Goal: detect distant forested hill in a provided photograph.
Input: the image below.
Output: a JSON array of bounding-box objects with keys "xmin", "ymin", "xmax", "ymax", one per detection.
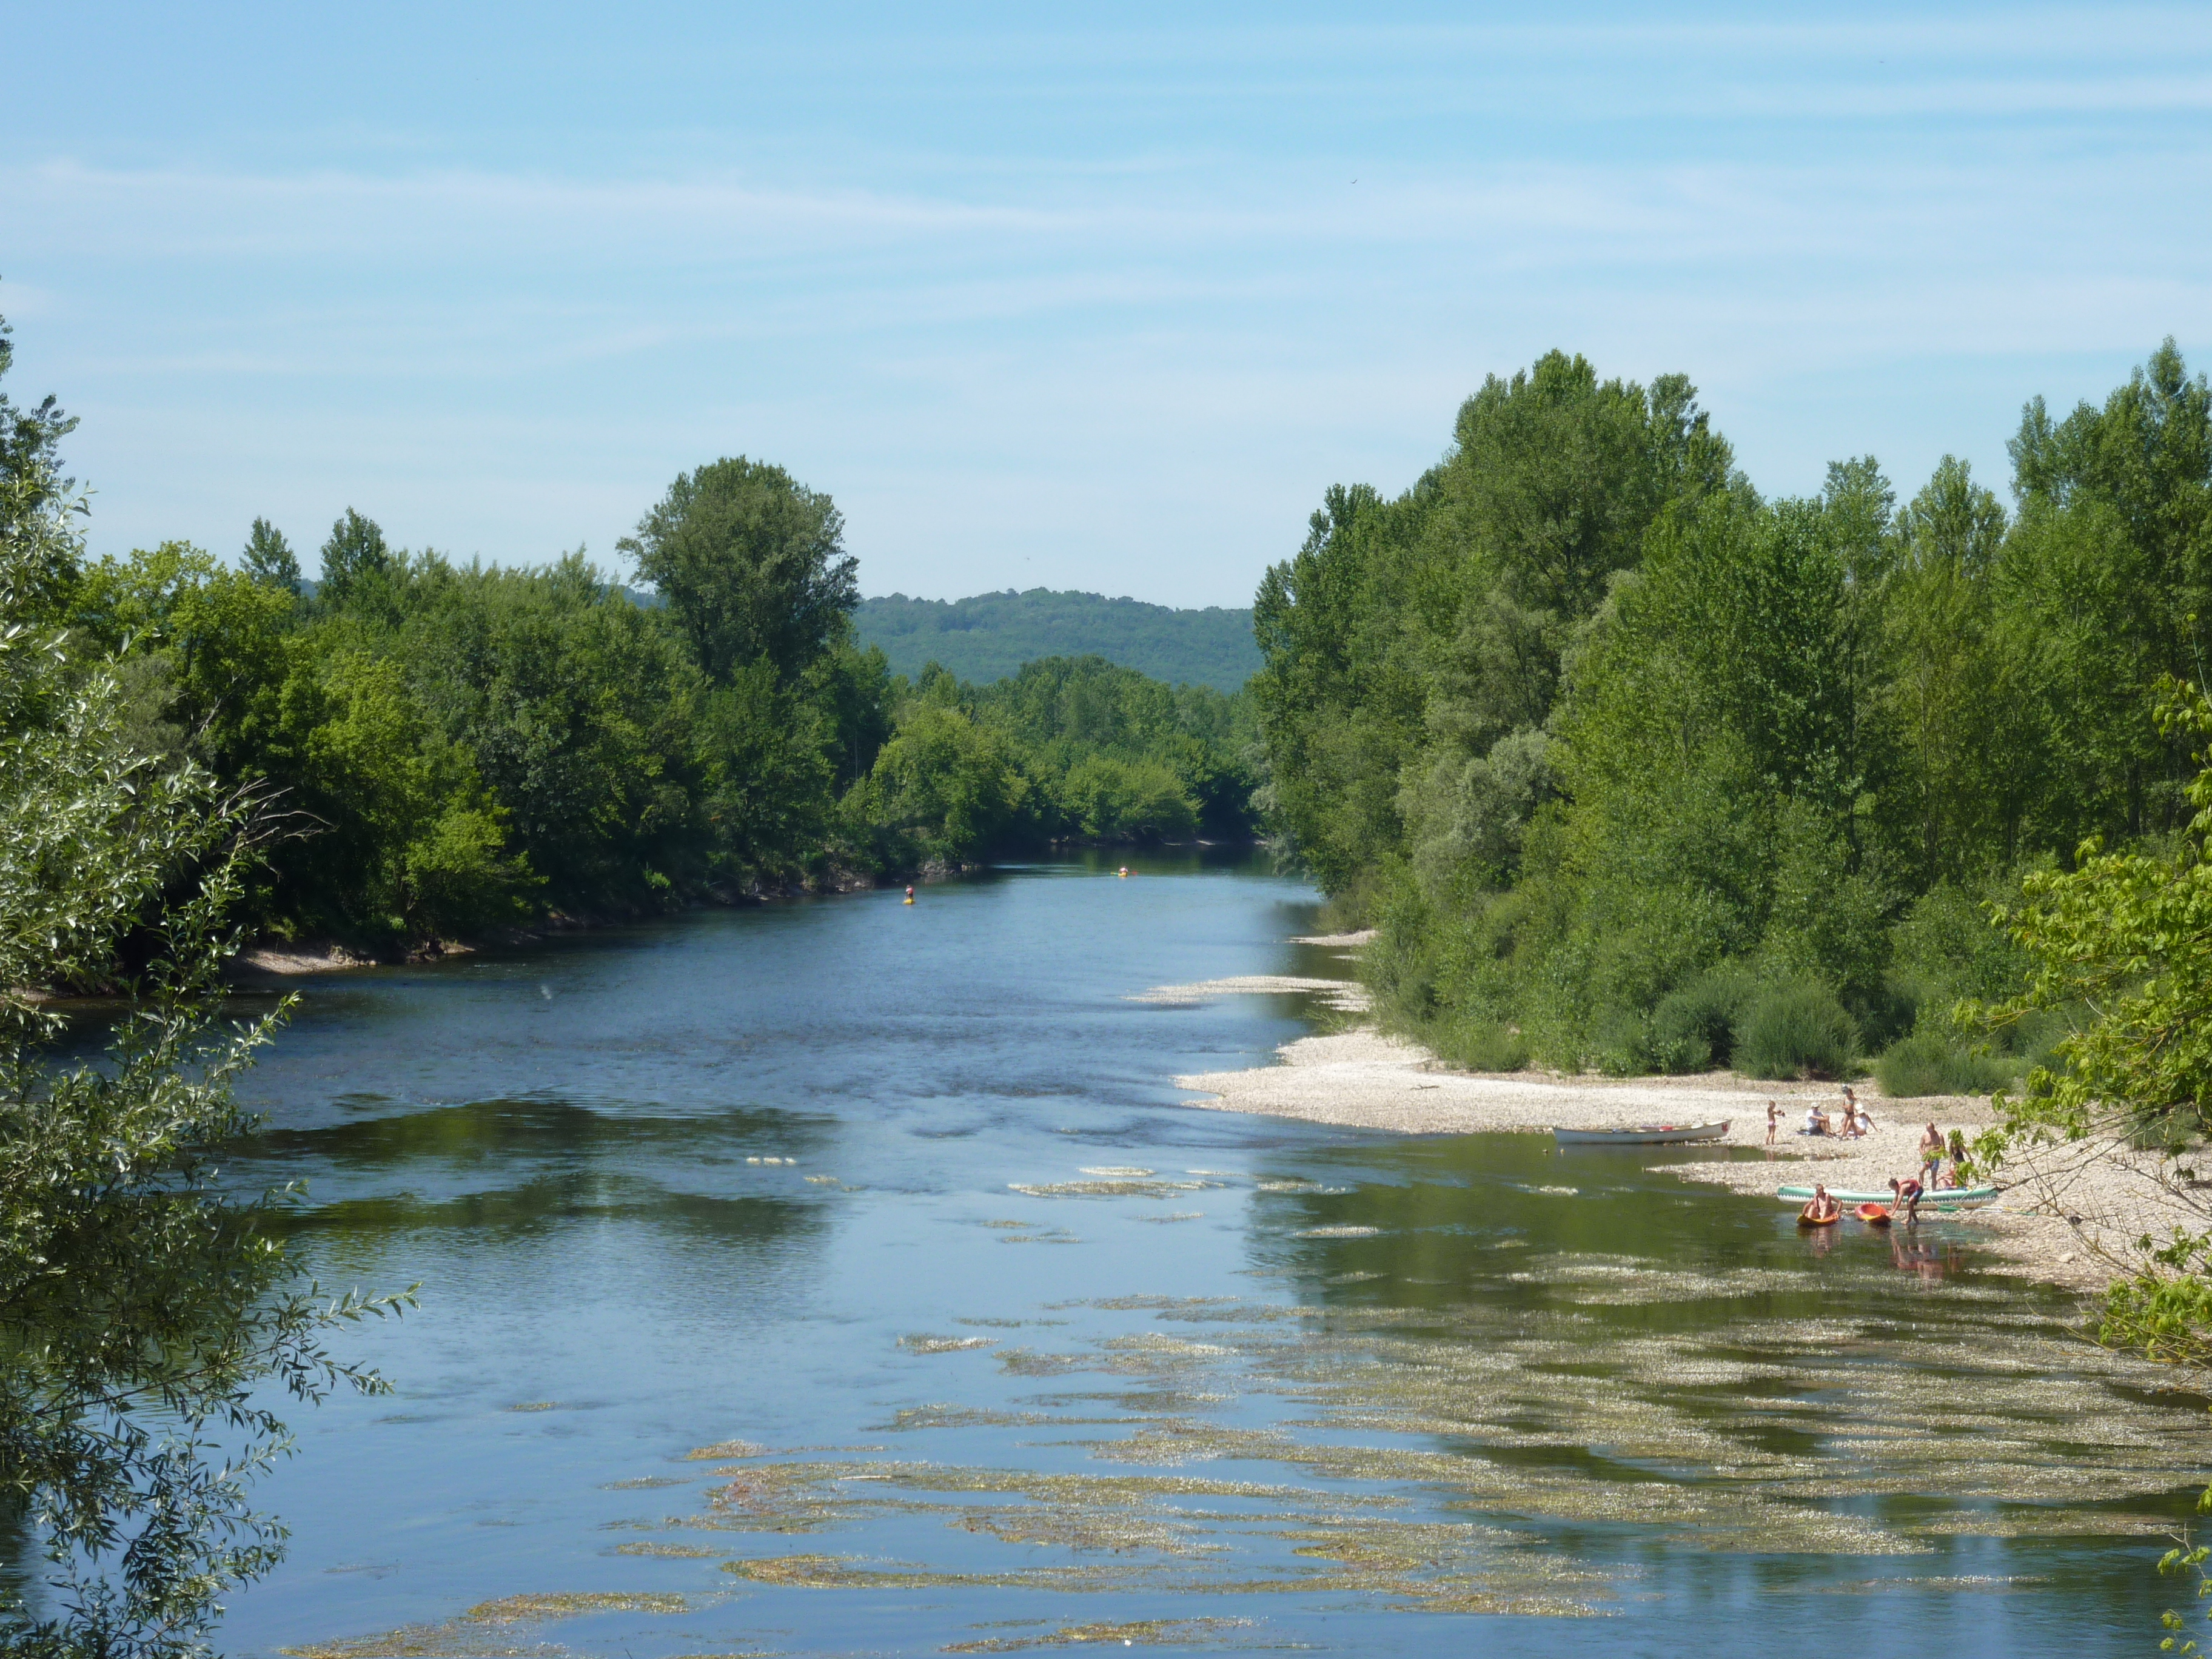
[{"xmin": 855, "ymin": 589, "xmax": 1260, "ymax": 691}]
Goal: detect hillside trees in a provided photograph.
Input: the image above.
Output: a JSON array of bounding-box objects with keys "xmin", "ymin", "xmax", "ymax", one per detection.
[{"xmin": 854, "ymin": 589, "xmax": 1262, "ymax": 692}]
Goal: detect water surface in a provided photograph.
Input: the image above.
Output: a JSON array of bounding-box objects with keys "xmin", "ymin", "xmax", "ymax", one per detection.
[{"xmin": 211, "ymin": 853, "xmax": 2204, "ymax": 1657}]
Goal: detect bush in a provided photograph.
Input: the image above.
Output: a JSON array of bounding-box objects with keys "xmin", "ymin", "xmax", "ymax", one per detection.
[
  {"xmin": 1649, "ymin": 964, "xmax": 1757, "ymax": 1072},
  {"xmin": 1874, "ymin": 1031, "xmax": 2011, "ymax": 1098},
  {"xmin": 1588, "ymin": 1004, "xmax": 1648, "ymax": 1076},
  {"xmin": 1736, "ymin": 980, "xmax": 1860, "ymax": 1079},
  {"xmin": 1430, "ymin": 1015, "xmax": 1530, "ymax": 1073}
]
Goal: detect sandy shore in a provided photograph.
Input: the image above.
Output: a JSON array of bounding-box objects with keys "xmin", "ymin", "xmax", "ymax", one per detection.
[{"xmin": 1171, "ymin": 1014, "xmax": 2204, "ymax": 1293}]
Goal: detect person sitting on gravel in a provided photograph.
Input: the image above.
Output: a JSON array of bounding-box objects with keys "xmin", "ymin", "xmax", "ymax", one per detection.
[
  {"xmin": 1803, "ymin": 1102, "xmax": 1829, "ymax": 1136},
  {"xmin": 1852, "ymin": 1098, "xmax": 1874, "ymax": 1136}
]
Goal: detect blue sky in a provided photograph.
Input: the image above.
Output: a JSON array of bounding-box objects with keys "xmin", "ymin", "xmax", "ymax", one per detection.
[{"xmin": 2, "ymin": 4, "xmax": 2206, "ymax": 607}]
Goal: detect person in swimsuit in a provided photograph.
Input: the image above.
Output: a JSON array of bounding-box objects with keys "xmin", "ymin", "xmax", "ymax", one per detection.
[
  {"xmin": 1920, "ymin": 1123, "xmax": 1945, "ymax": 1187},
  {"xmin": 1766, "ymin": 1101, "xmax": 1778, "ymax": 1146},
  {"xmin": 1800, "ymin": 1183, "xmax": 1841, "ymax": 1224},
  {"xmin": 1890, "ymin": 1174, "xmax": 1923, "ymax": 1225}
]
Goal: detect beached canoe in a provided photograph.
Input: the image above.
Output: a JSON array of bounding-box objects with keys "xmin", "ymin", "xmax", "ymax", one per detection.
[
  {"xmin": 1777, "ymin": 1183, "xmax": 1998, "ymax": 1210},
  {"xmin": 1552, "ymin": 1121, "xmax": 1731, "ymax": 1146}
]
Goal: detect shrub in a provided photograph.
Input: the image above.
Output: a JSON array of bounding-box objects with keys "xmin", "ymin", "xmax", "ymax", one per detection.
[
  {"xmin": 1431, "ymin": 1015, "xmax": 1530, "ymax": 1073},
  {"xmin": 1736, "ymin": 980, "xmax": 1860, "ymax": 1079},
  {"xmin": 1588, "ymin": 1004, "xmax": 1647, "ymax": 1076},
  {"xmin": 1649, "ymin": 964, "xmax": 1757, "ymax": 1072},
  {"xmin": 1874, "ymin": 1031, "xmax": 2011, "ymax": 1099}
]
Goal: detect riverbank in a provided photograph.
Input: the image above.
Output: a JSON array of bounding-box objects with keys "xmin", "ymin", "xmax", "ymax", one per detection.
[{"xmin": 1175, "ymin": 1027, "xmax": 2200, "ymax": 1294}]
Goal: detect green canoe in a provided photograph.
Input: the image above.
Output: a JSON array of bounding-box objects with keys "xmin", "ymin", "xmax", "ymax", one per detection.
[{"xmin": 1776, "ymin": 1183, "xmax": 1998, "ymax": 1210}]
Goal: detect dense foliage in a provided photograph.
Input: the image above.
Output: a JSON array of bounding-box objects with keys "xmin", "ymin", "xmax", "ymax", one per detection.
[
  {"xmin": 7, "ymin": 340, "xmax": 1255, "ymax": 960},
  {"xmin": 0, "ymin": 315, "xmax": 407, "ymax": 1658},
  {"xmin": 1255, "ymin": 344, "xmax": 2212, "ymax": 1085},
  {"xmin": 848, "ymin": 654, "xmax": 1259, "ymax": 868},
  {"xmin": 856, "ymin": 588, "xmax": 1261, "ymax": 692}
]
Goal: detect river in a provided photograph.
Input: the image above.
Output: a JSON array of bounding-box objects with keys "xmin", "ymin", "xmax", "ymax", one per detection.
[{"xmin": 210, "ymin": 851, "xmax": 2203, "ymax": 1657}]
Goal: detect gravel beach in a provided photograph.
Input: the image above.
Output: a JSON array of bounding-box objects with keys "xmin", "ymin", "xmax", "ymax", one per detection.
[{"xmin": 1171, "ymin": 1007, "xmax": 2202, "ymax": 1292}]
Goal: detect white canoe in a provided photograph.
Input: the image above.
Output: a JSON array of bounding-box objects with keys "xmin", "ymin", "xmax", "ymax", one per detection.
[
  {"xmin": 1776, "ymin": 1183, "xmax": 1998, "ymax": 1210},
  {"xmin": 1553, "ymin": 1121, "xmax": 1731, "ymax": 1146}
]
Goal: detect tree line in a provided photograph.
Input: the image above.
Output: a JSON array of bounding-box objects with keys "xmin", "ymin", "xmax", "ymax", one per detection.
[
  {"xmin": 856, "ymin": 588, "xmax": 1262, "ymax": 692},
  {"xmin": 1252, "ymin": 343, "xmax": 2212, "ymax": 1092},
  {"xmin": 35, "ymin": 461, "xmax": 1259, "ymax": 959}
]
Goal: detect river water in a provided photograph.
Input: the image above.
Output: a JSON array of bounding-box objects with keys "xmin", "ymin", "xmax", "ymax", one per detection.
[{"xmin": 213, "ymin": 853, "xmax": 2204, "ymax": 1657}]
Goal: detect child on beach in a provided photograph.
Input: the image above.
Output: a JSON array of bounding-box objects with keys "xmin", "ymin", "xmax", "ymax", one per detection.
[{"xmin": 1766, "ymin": 1101, "xmax": 1778, "ymax": 1146}]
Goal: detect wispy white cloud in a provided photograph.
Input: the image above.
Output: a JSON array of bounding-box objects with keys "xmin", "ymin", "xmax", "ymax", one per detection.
[{"xmin": 3, "ymin": 5, "xmax": 2207, "ymax": 603}]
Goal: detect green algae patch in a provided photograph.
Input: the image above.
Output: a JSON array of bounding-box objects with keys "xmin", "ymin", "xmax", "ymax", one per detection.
[
  {"xmin": 638, "ymin": 1265, "xmax": 2212, "ymax": 1620},
  {"xmin": 683, "ymin": 1439, "xmax": 767, "ymax": 1461},
  {"xmin": 284, "ymin": 1592, "xmax": 689, "ymax": 1659},
  {"xmin": 462, "ymin": 1595, "xmax": 689, "ymax": 1624},
  {"xmin": 506, "ymin": 1402, "xmax": 559, "ymax": 1413},
  {"xmin": 943, "ymin": 1618, "xmax": 1256, "ymax": 1651},
  {"xmin": 879, "ymin": 1404, "xmax": 1054, "ymax": 1432},
  {"xmin": 612, "ymin": 1541, "xmax": 723, "ymax": 1557},
  {"xmin": 902, "ymin": 1333, "xmax": 999, "ymax": 1354},
  {"xmin": 1010, "ymin": 1181, "xmax": 1218, "ymax": 1199}
]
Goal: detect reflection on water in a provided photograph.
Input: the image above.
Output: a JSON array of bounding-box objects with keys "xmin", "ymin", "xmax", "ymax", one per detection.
[{"xmin": 178, "ymin": 853, "xmax": 2207, "ymax": 1657}]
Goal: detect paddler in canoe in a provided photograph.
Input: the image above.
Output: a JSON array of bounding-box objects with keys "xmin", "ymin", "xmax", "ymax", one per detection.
[{"xmin": 1798, "ymin": 1183, "xmax": 1842, "ymax": 1225}]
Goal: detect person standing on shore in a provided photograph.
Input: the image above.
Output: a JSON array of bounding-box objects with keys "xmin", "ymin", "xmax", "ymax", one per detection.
[
  {"xmin": 1766, "ymin": 1101, "xmax": 1778, "ymax": 1147},
  {"xmin": 1920, "ymin": 1123, "xmax": 1944, "ymax": 1186}
]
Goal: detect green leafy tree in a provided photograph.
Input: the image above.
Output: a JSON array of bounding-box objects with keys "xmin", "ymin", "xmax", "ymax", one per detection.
[
  {"xmin": 240, "ymin": 518, "xmax": 301, "ymax": 595},
  {"xmin": 315, "ymin": 508, "xmax": 395, "ymax": 612},
  {"xmin": 0, "ymin": 417, "xmax": 408, "ymax": 1659},
  {"xmin": 0, "ymin": 312, "xmax": 82, "ymax": 625},
  {"xmin": 2003, "ymin": 339, "xmax": 2212, "ymax": 844},
  {"xmin": 859, "ymin": 700, "xmax": 1030, "ymax": 862},
  {"xmin": 618, "ymin": 458, "xmax": 857, "ymax": 684}
]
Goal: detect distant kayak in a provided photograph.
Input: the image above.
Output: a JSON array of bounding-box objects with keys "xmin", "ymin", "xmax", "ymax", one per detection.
[
  {"xmin": 1798, "ymin": 1208, "xmax": 1841, "ymax": 1227},
  {"xmin": 1552, "ymin": 1121, "xmax": 1730, "ymax": 1146},
  {"xmin": 1778, "ymin": 1183, "xmax": 1997, "ymax": 1210},
  {"xmin": 1855, "ymin": 1203, "xmax": 1892, "ymax": 1225}
]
